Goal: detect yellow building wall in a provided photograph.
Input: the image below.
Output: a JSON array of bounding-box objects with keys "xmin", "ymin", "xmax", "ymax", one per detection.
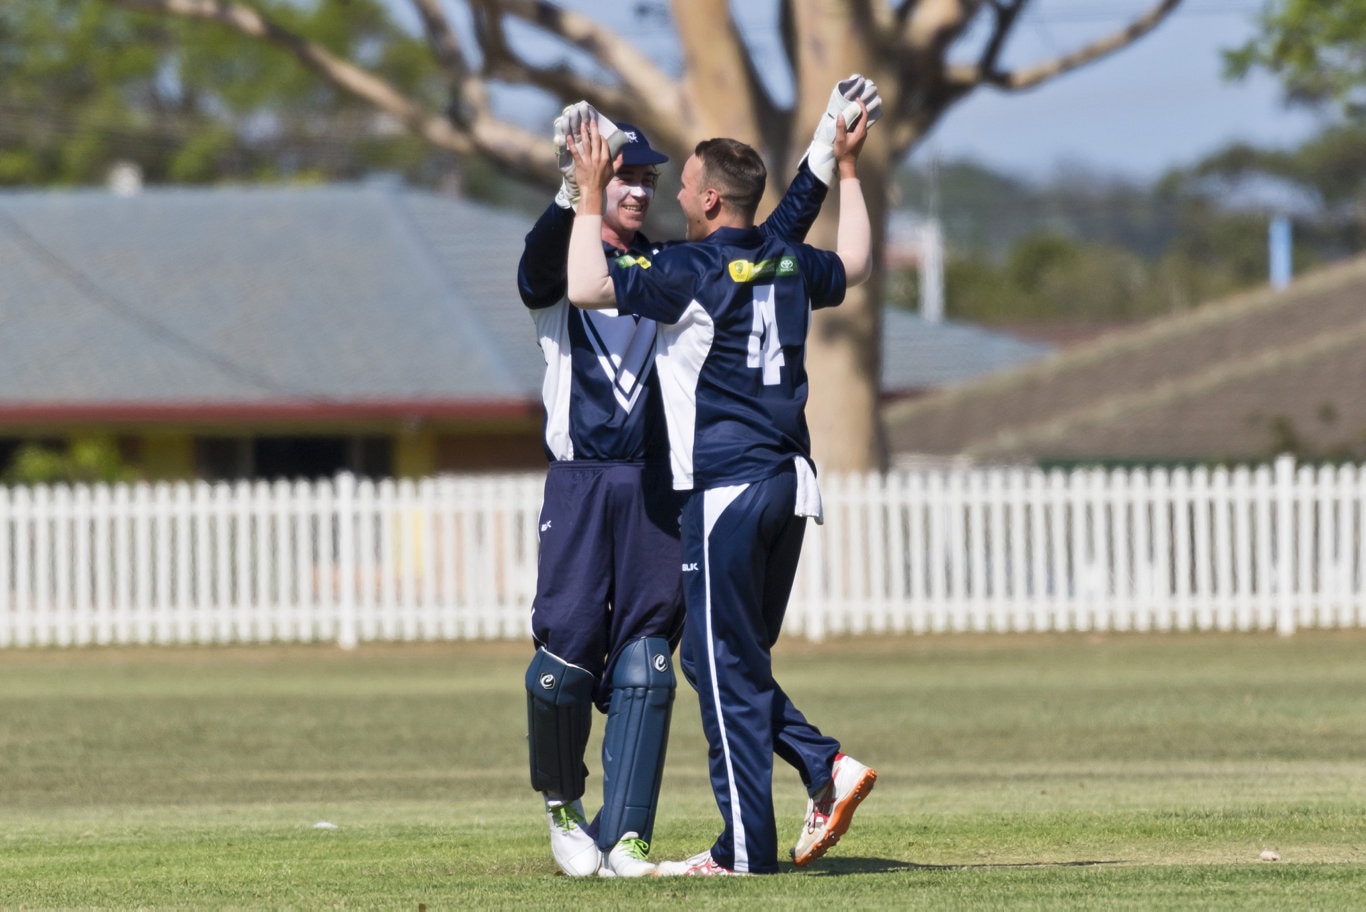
[
  {"xmin": 138, "ymin": 433, "xmax": 196, "ymax": 481},
  {"xmin": 4, "ymin": 420, "xmax": 545, "ymax": 482},
  {"xmin": 394, "ymin": 427, "xmax": 437, "ymax": 478}
]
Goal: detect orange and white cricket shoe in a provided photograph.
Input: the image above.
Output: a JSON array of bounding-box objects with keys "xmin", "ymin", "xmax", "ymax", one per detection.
[{"xmin": 791, "ymin": 753, "xmax": 877, "ymax": 867}]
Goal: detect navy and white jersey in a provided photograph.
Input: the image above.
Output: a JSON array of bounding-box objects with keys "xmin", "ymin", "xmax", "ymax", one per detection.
[
  {"xmin": 516, "ymin": 163, "xmax": 829, "ymax": 465},
  {"xmin": 518, "ymin": 203, "xmax": 666, "ymax": 462},
  {"xmin": 608, "ymin": 228, "xmax": 846, "ymax": 490}
]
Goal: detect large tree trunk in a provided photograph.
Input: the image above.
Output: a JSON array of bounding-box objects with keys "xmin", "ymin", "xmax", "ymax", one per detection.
[{"xmin": 786, "ymin": 1, "xmax": 891, "ymax": 473}]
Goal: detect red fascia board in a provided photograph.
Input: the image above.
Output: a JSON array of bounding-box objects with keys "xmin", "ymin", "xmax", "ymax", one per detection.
[{"xmin": 0, "ymin": 399, "xmax": 541, "ymax": 426}]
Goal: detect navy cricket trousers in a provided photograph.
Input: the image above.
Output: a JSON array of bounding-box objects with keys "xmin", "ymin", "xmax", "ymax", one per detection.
[
  {"xmin": 530, "ymin": 460, "xmax": 685, "ymax": 709},
  {"xmin": 678, "ymin": 470, "xmax": 841, "ymax": 874}
]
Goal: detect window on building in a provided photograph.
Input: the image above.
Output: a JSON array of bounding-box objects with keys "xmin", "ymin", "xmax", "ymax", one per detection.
[{"xmin": 195, "ymin": 435, "xmax": 393, "ymax": 481}]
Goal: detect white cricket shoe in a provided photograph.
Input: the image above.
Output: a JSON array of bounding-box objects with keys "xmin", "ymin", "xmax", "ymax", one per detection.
[
  {"xmin": 597, "ymin": 831, "xmax": 657, "ymax": 877},
  {"xmin": 545, "ymin": 799, "xmax": 601, "ymax": 876},
  {"xmin": 656, "ymin": 849, "xmax": 745, "ymax": 876},
  {"xmin": 791, "ymin": 752, "xmax": 877, "ymax": 867}
]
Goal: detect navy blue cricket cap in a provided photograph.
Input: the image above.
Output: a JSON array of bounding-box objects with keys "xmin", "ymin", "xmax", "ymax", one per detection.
[{"xmin": 615, "ymin": 122, "xmax": 669, "ymax": 166}]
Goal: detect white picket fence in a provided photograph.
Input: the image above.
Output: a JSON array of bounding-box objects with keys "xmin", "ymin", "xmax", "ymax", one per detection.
[
  {"xmin": 795, "ymin": 456, "xmax": 1364, "ymax": 639},
  {"xmin": 1, "ymin": 456, "xmax": 1363, "ymax": 648},
  {"xmin": 0, "ymin": 474, "xmax": 544, "ymax": 648}
]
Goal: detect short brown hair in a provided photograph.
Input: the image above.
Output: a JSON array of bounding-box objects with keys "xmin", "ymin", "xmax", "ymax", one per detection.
[{"xmin": 694, "ymin": 138, "xmax": 766, "ymax": 220}]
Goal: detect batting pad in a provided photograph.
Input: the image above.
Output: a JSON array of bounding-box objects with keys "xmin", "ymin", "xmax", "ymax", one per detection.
[
  {"xmin": 598, "ymin": 636, "xmax": 676, "ymax": 847},
  {"xmin": 526, "ymin": 648, "xmax": 595, "ymax": 800}
]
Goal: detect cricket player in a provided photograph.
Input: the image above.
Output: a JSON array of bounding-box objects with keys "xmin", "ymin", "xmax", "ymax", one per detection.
[
  {"xmin": 515, "ymin": 77, "xmax": 877, "ymax": 877},
  {"xmin": 562, "ymin": 90, "xmax": 879, "ymax": 875}
]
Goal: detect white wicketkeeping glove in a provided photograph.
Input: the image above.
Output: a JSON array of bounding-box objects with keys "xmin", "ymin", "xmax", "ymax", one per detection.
[
  {"xmin": 553, "ymin": 101, "xmax": 630, "ymax": 209},
  {"xmin": 553, "ymin": 103, "xmax": 584, "ymax": 209},
  {"xmin": 802, "ymin": 73, "xmax": 883, "ymax": 185}
]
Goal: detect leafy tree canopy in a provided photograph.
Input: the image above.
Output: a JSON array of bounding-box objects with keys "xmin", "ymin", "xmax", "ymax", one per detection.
[
  {"xmin": 0, "ymin": 0, "xmax": 445, "ymax": 186},
  {"xmin": 1226, "ymin": 0, "xmax": 1366, "ymax": 117}
]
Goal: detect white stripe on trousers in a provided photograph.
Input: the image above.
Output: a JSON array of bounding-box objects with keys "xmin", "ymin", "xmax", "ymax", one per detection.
[{"xmin": 701, "ymin": 483, "xmax": 750, "ymax": 872}]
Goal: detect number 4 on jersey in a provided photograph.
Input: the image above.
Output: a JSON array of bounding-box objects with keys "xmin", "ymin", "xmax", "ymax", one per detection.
[{"xmin": 747, "ymin": 284, "xmax": 784, "ymax": 386}]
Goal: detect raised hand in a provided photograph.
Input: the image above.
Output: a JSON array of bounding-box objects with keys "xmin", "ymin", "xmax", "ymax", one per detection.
[
  {"xmin": 565, "ymin": 111, "xmax": 621, "ymax": 216},
  {"xmin": 803, "ymin": 73, "xmax": 883, "ymax": 185}
]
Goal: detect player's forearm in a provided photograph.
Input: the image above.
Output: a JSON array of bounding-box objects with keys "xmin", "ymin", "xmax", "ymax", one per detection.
[
  {"xmin": 836, "ymin": 177, "xmax": 871, "ymax": 286},
  {"xmin": 566, "ymin": 214, "xmax": 617, "ymax": 309}
]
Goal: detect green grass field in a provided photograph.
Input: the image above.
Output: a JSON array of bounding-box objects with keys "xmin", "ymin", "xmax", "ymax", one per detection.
[{"xmin": 2, "ymin": 630, "xmax": 1364, "ymax": 910}]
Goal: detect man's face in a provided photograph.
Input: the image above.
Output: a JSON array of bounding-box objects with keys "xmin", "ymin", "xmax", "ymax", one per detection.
[
  {"xmin": 602, "ymin": 163, "xmax": 658, "ymax": 236},
  {"xmin": 677, "ymin": 155, "xmax": 708, "ymax": 242}
]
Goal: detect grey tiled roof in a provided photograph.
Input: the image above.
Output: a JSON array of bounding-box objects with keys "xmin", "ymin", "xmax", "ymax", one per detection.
[
  {"xmin": 0, "ymin": 182, "xmax": 1046, "ymax": 410},
  {"xmin": 880, "ymin": 308, "xmax": 1051, "ymax": 393},
  {"xmin": 0, "ymin": 182, "xmax": 539, "ymax": 408}
]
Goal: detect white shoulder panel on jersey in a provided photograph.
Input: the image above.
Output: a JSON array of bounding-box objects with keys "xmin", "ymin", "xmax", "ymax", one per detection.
[
  {"xmin": 654, "ymin": 299, "xmax": 713, "ymax": 490},
  {"xmin": 533, "ymin": 302, "xmax": 575, "ymax": 461}
]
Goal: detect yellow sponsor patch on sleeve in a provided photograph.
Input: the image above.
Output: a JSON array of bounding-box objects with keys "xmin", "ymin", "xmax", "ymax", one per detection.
[{"xmin": 728, "ymin": 257, "xmax": 799, "ymax": 283}]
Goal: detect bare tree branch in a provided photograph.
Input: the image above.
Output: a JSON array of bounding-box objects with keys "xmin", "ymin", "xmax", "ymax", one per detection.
[
  {"xmin": 405, "ymin": 0, "xmax": 475, "ymax": 125},
  {"xmin": 469, "ymin": 2, "xmax": 642, "ymax": 122},
  {"xmin": 852, "ymin": 0, "xmax": 902, "ymax": 76},
  {"xmin": 977, "ymin": 0, "xmax": 1028, "ymax": 76},
  {"xmin": 489, "ymin": 59, "xmax": 645, "ymax": 125},
  {"xmin": 469, "ymin": 0, "xmax": 509, "ymax": 77},
  {"xmin": 989, "ymin": 0, "xmax": 1184, "ymax": 91},
  {"xmin": 493, "ymin": 0, "xmax": 683, "ymax": 114},
  {"xmin": 407, "ymin": 0, "xmax": 466, "ymax": 77},
  {"xmin": 880, "ymin": 1, "xmax": 984, "ymax": 157},
  {"xmin": 462, "ymin": 0, "xmax": 514, "ymax": 126},
  {"xmin": 901, "ymin": 0, "xmax": 985, "ymax": 56},
  {"xmin": 875, "ymin": 0, "xmax": 905, "ymax": 31}
]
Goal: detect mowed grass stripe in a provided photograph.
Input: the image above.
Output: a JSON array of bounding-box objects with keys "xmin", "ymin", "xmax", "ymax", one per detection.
[{"xmin": 1, "ymin": 631, "xmax": 1363, "ymax": 909}]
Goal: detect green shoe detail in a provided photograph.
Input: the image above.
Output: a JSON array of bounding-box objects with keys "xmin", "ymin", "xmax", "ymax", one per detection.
[
  {"xmin": 549, "ymin": 804, "xmax": 588, "ymax": 833},
  {"xmin": 617, "ymin": 835, "xmax": 650, "ymax": 861}
]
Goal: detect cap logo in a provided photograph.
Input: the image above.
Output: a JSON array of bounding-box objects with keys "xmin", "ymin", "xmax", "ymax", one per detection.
[{"xmin": 623, "ymin": 130, "xmax": 640, "ymax": 144}]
